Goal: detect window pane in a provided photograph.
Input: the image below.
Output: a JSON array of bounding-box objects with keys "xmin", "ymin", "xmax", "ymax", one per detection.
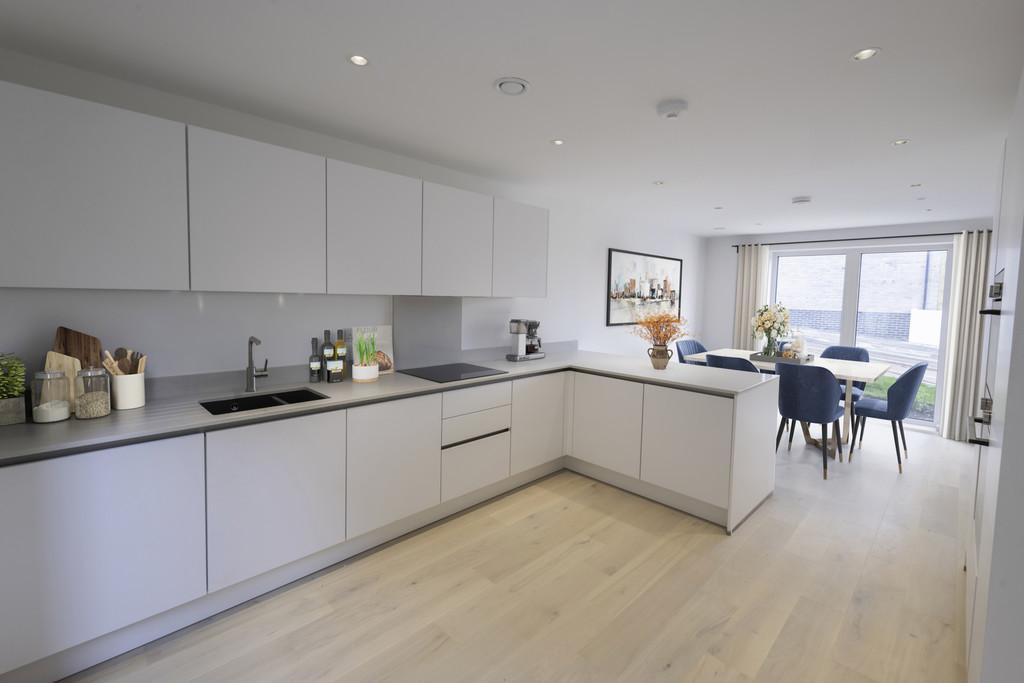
[
  {"xmin": 856, "ymin": 250, "xmax": 947, "ymax": 422},
  {"xmin": 774, "ymin": 254, "xmax": 846, "ymax": 355}
]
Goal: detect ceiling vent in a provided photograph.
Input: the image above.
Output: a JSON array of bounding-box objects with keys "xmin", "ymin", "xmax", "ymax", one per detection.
[
  {"xmin": 656, "ymin": 99, "xmax": 688, "ymax": 119},
  {"xmin": 494, "ymin": 77, "xmax": 529, "ymax": 96},
  {"xmin": 791, "ymin": 196, "xmax": 812, "ymax": 204}
]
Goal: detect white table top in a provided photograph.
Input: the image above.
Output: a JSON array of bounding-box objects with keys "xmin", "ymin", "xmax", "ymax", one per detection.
[{"xmin": 684, "ymin": 348, "xmax": 891, "ymax": 383}]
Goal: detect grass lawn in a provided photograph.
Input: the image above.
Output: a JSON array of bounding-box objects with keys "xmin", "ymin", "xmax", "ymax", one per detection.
[{"xmin": 862, "ymin": 376, "xmax": 936, "ymax": 420}]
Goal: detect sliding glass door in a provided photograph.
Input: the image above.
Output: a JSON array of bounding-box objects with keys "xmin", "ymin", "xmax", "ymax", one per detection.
[
  {"xmin": 855, "ymin": 250, "xmax": 949, "ymax": 422},
  {"xmin": 771, "ymin": 241, "xmax": 953, "ymax": 427}
]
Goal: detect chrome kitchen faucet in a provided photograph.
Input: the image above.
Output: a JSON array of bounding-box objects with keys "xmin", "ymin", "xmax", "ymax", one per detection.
[{"xmin": 246, "ymin": 336, "xmax": 269, "ymax": 392}]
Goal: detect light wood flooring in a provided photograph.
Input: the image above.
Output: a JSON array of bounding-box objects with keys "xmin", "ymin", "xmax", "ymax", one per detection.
[{"xmin": 69, "ymin": 424, "xmax": 973, "ymax": 682}]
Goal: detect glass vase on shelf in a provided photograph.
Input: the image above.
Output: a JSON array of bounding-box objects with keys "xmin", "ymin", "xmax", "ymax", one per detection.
[{"xmin": 762, "ymin": 335, "xmax": 778, "ymax": 357}]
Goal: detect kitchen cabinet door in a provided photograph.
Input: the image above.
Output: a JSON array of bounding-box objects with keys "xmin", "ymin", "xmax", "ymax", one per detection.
[
  {"xmin": 206, "ymin": 411, "xmax": 347, "ymax": 592},
  {"xmin": 0, "ymin": 436, "xmax": 205, "ymax": 675},
  {"xmin": 422, "ymin": 182, "xmax": 493, "ymax": 296},
  {"xmin": 492, "ymin": 198, "xmax": 549, "ymax": 298},
  {"xmin": 347, "ymin": 394, "xmax": 442, "ymax": 538},
  {"xmin": 571, "ymin": 373, "xmax": 643, "ymax": 478},
  {"xmin": 0, "ymin": 80, "xmax": 188, "ymax": 290},
  {"xmin": 511, "ymin": 372, "xmax": 566, "ymax": 474},
  {"xmin": 188, "ymin": 126, "xmax": 326, "ymax": 293},
  {"xmin": 327, "ymin": 159, "xmax": 422, "ymax": 295},
  {"xmin": 640, "ymin": 385, "xmax": 732, "ymax": 507}
]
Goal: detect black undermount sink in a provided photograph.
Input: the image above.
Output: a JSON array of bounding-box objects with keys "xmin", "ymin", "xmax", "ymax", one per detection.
[{"xmin": 200, "ymin": 388, "xmax": 327, "ymax": 415}]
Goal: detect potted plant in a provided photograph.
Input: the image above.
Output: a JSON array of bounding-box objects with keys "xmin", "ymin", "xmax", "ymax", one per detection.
[
  {"xmin": 752, "ymin": 303, "xmax": 790, "ymax": 356},
  {"xmin": 352, "ymin": 331, "xmax": 380, "ymax": 383},
  {"xmin": 632, "ymin": 313, "xmax": 687, "ymax": 369},
  {"xmin": 0, "ymin": 353, "xmax": 27, "ymax": 425}
]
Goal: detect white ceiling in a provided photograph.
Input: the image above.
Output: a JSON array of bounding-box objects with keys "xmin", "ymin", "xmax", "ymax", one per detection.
[{"xmin": 1, "ymin": 0, "xmax": 1022, "ymax": 234}]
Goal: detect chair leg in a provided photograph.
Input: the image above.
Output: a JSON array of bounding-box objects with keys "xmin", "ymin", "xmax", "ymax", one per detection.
[
  {"xmin": 776, "ymin": 418, "xmax": 787, "ymax": 451},
  {"xmin": 788, "ymin": 416, "xmax": 797, "ymax": 451},
  {"xmin": 833, "ymin": 419, "xmax": 843, "ymax": 461},
  {"xmin": 848, "ymin": 416, "xmax": 859, "ymax": 463},
  {"xmin": 891, "ymin": 420, "xmax": 903, "ymax": 474},
  {"xmin": 821, "ymin": 424, "xmax": 829, "ymax": 480},
  {"xmin": 898, "ymin": 420, "xmax": 908, "ymax": 458},
  {"xmin": 859, "ymin": 415, "xmax": 867, "ymax": 448}
]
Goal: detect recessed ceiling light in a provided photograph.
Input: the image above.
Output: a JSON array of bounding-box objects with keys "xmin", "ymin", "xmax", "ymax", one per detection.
[
  {"xmin": 494, "ymin": 77, "xmax": 529, "ymax": 96},
  {"xmin": 550, "ymin": 138, "xmax": 565, "ymax": 146},
  {"xmin": 917, "ymin": 197, "xmax": 927, "ymax": 201},
  {"xmin": 851, "ymin": 47, "xmax": 881, "ymax": 61},
  {"xmin": 926, "ymin": 208, "xmax": 933, "ymax": 212},
  {"xmin": 653, "ymin": 180, "xmax": 665, "ymax": 186},
  {"xmin": 755, "ymin": 222, "xmax": 763, "ymax": 226},
  {"xmin": 892, "ymin": 138, "xmax": 910, "ymax": 146},
  {"xmin": 349, "ymin": 55, "xmax": 369, "ymax": 67},
  {"xmin": 713, "ymin": 206, "xmax": 724, "ymax": 210},
  {"xmin": 713, "ymin": 226, "xmax": 726, "ymax": 231},
  {"xmin": 792, "ymin": 196, "xmax": 812, "ymax": 204},
  {"xmin": 910, "ymin": 183, "xmax": 923, "ymax": 188}
]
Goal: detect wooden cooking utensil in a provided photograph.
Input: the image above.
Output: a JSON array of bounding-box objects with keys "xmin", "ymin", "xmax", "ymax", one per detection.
[
  {"xmin": 102, "ymin": 357, "xmax": 122, "ymax": 376},
  {"xmin": 117, "ymin": 357, "xmax": 133, "ymax": 375},
  {"xmin": 54, "ymin": 327, "xmax": 102, "ymax": 369},
  {"xmin": 114, "ymin": 347, "xmax": 128, "ymax": 362},
  {"xmin": 137, "ymin": 355, "xmax": 147, "ymax": 374}
]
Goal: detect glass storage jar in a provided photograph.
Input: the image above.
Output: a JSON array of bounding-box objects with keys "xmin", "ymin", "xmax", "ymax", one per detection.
[
  {"xmin": 32, "ymin": 370, "xmax": 71, "ymax": 423},
  {"xmin": 75, "ymin": 367, "xmax": 111, "ymax": 419}
]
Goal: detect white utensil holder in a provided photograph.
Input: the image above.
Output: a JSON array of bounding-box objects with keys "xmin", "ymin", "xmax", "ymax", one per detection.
[{"xmin": 112, "ymin": 373, "xmax": 146, "ymax": 410}]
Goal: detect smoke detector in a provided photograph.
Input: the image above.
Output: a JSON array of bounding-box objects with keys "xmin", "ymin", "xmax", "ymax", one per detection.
[
  {"xmin": 494, "ymin": 77, "xmax": 529, "ymax": 96},
  {"xmin": 656, "ymin": 99, "xmax": 688, "ymax": 119},
  {"xmin": 791, "ymin": 196, "xmax": 812, "ymax": 205}
]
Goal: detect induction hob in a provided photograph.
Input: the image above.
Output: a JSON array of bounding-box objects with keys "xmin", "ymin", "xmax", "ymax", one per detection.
[{"xmin": 399, "ymin": 363, "xmax": 508, "ymax": 383}]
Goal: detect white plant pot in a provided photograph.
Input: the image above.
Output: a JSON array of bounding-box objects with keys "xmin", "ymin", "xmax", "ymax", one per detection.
[{"xmin": 352, "ymin": 364, "xmax": 379, "ymax": 383}]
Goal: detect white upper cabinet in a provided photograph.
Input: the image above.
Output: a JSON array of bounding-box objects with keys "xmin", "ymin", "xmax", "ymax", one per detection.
[
  {"xmin": 0, "ymin": 80, "xmax": 188, "ymax": 290},
  {"xmin": 187, "ymin": 126, "xmax": 326, "ymax": 293},
  {"xmin": 422, "ymin": 182, "xmax": 493, "ymax": 296},
  {"xmin": 327, "ymin": 159, "xmax": 422, "ymax": 295},
  {"xmin": 492, "ymin": 198, "xmax": 549, "ymax": 298}
]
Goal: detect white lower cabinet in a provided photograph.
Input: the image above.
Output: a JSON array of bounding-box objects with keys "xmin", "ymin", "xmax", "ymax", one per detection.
[
  {"xmin": 206, "ymin": 412, "xmax": 347, "ymax": 592},
  {"xmin": 640, "ymin": 385, "xmax": 732, "ymax": 508},
  {"xmin": 511, "ymin": 372, "xmax": 566, "ymax": 475},
  {"xmin": 0, "ymin": 436, "xmax": 206, "ymax": 675},
  {"xmin": 347, "ymin": 394, "xmax": 442, "ymax": 538},
  {"xmin": 442, "ymin": 431, "xmax": 511, "ymax": 502},
  {"xmin": 571, "ymin": 373, "xmax": 643, "ymax": 478}
]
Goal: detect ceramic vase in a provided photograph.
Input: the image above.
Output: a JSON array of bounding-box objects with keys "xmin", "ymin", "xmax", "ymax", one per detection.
[{"xmin": 647, "ymin": 344, "xmax": 673, "ymax": 370}]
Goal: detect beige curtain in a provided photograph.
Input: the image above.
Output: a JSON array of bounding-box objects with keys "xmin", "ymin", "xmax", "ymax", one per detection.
[
  {"xmin": 941, "ymin": 230, "xmax": 990, "ymax": 440},
  {"xmin": 732, "ymin": 244, "xmax": 771, "ymax": 349}
]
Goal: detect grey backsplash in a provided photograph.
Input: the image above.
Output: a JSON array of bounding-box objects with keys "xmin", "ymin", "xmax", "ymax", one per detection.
[{"xmin": 1, "ymin": 288, "xmax": 575, "ymax": 401}]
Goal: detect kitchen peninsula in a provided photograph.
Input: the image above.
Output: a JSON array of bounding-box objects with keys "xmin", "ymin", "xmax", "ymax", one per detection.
[{"xmin": 0, "ymin": 350, "xmax": 777, "ymax": 680}]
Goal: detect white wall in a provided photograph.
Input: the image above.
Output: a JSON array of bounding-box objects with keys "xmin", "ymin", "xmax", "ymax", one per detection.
[
  {"xmin": 461, "ymin": 205, "xmax": 705, "ymax": 357},
  {"xmin": 700, "ymin": 219, "xmax": 990, "ymax": 349},
  {"xmin": 0, "ymin": 47, "xmax": 704, "ymax": 375}
]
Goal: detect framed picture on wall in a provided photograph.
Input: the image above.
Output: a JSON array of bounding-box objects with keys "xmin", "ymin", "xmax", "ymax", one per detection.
[{"xmin": 606, "ymin": 248, "xmax": 683, "ymax": 326}]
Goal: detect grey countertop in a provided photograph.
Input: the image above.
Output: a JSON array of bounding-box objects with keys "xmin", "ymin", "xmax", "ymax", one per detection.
[{"xmin": 0, "ymin": 351, "xmax": 776, "ymax": 468}]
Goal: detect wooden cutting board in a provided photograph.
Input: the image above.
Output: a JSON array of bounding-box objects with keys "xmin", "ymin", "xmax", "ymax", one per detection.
[
  {"xmin": 43, "ymin": 350, "xmax": 81, "ymax": 413},
  {"xmin": 53, "ymin": 326, "xmax": 102, "ymax": 369}
]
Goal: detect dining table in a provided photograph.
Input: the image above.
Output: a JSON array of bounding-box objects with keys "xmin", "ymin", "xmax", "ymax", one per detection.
[{"xmin": 683, "ymin": 348, "xmax": 891, "ymax": 445}]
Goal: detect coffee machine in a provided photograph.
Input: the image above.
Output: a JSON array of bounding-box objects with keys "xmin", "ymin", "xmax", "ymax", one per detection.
[{"xmin": 506, "ymin": 319, "xmax": 545, "ymax": 361}]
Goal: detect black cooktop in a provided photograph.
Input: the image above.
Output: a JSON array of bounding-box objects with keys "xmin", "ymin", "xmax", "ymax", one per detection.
[{"xmin": 399, "ymin": 363, "xmax": 507, "ymax": 383}]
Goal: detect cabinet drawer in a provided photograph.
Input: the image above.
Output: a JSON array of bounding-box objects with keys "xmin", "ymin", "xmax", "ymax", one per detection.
[
  {"xmin": 442, "ymin": 404, "xmax": 511, "ymax": 446},
  {"xmin": 442, "ymin": 382, "xmax": 512, "ymax": 418},
  {"xmin": 441, "ymin": 431, "xmax": 511, "ymax": 502}
]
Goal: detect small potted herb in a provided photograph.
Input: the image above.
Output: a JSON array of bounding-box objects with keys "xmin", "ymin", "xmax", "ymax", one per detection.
[
  {"xmin": 352, "ymin": 331, "xmax": 380, "ymax": 383},
  {"xmin": 0, "ymin": 354, "xmax": 27, "ymax": 425}
]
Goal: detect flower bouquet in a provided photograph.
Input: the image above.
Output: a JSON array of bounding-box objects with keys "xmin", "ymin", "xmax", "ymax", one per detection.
[
  {"xmin": 632, "ymin": 312, "xmax": 687, "ymax": 369},
  {"xmin": 751, "ymin": 303, "xmax": 790, "ymax": 356}
]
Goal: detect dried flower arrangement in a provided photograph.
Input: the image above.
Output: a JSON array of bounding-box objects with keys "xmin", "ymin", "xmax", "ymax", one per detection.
[{"xmin": 631, "ymin": 312, "xmax": 688, "ymax": 347}]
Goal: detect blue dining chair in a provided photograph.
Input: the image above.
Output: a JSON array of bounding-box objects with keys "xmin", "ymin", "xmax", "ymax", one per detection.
[
  {"xmin": 776, "ymin": 363, "xmax": 844, "ymax": 479},
  {"xmin": 821, "ymin": 345, "xmax": 869, "ymax": 402},
  {"xmin": 706, "ymin": 354, "xmax": 759, "ymax": 373},
  {"xmin": 852, "ymin": 362, "xmax": 928, "ymax": 474},
  {"xmin": 676, "ymin": 339, "xmax": 708, "ymax": 365}
]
